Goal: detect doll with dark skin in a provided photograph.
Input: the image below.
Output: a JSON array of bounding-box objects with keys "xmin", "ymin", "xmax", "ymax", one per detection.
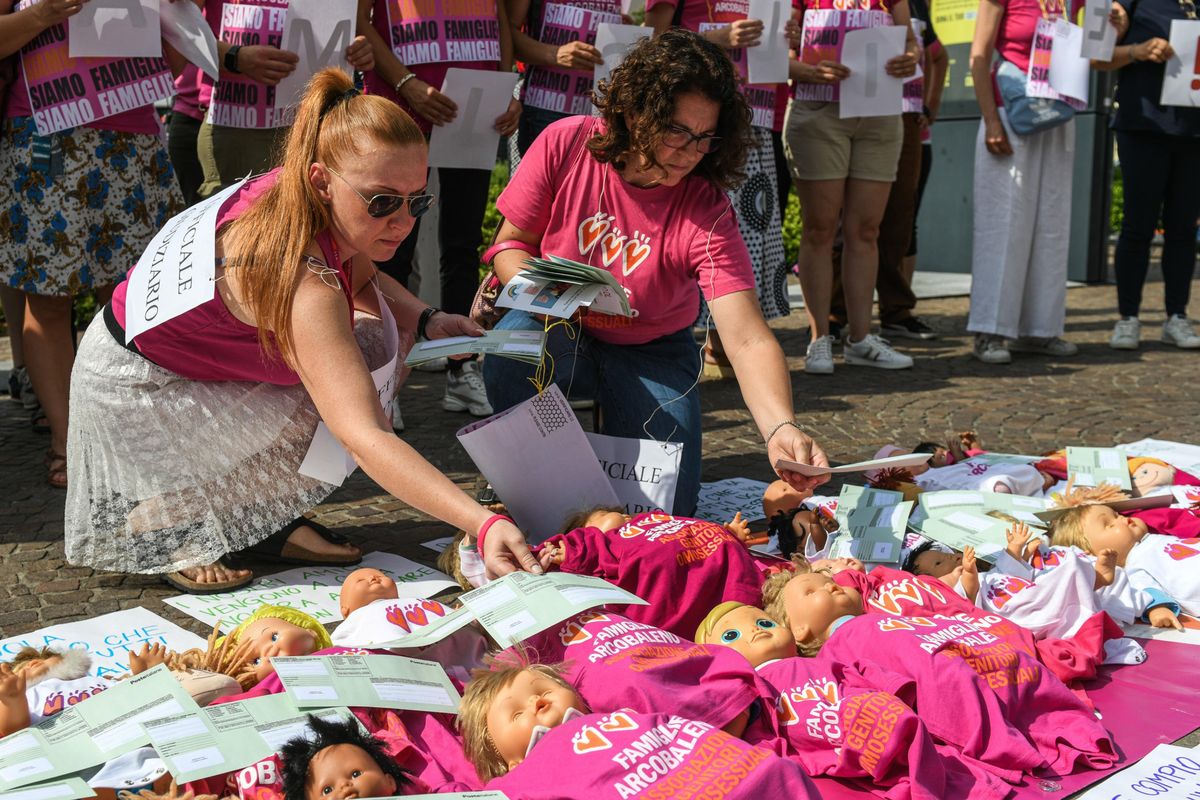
[
  {"xmin": 279, "ymin": 714, "xmax": 412, "ymax": 800},
  {"xmin": 762, "ymin": 480, "xmax": 839, "ymax": 559}
]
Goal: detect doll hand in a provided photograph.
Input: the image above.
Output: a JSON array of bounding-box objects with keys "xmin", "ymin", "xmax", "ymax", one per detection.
[
  {"xmin": 482, "ymin": 518, "xmax": 543, "ymax": 580},
  {"xmin": 0, "ymin": 663, "xmax": 30, "ymax": 737},
  {"xmin": 129, "ymin": 642, "xmax": 169, "ymax": 675},
  {"xmin": 1094, "ymin": 548, "xmax": 1118, "ymax": 589},
  {"xmin": 769, "ymin": 425, "xmax": 830, "ymax": 493},
  {"xmin": 117, "ymin": 778, "xmax": 216, "ymax": 800},
  {"xmin": 1148, "ymin": 605, "xmax": 1184, "ymax": 631},
  {"xmin": 959, "ymin": 545, "xmax": 980, "ymax": 602},
  {"xmin": 958, "ymin": 430, "xmax": 982, "ymax": 452},
  {"xmin": 537, "ymin": 542, "xmax": 566, "ymax": 570},
  {"xmin": 345, "ymin": 35, "xmax": 375, "ymax": 72},
  {"xmin": 1005, "ymin": 521, "xmax": 1035, "ymax": 562},
  {"xmin": 726, "ymin": 512, "xmax": 752, "ymax": 545}
]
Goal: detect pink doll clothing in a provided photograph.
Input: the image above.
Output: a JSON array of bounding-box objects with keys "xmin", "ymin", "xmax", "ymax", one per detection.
[
  {"xmin": 109, "ymin": 169, "xmax": 352, "ymax": 384},
  {"xmin": 488, "ymin": 711, "xmax": 822, "ymax": 800},
  {"xmin": 495, "ymin": 116, "xmax": 756, "ymax": 346},
  {"xmin": 824, "ymin": 613, "xmax": 1117, "ymax": 779},
  {"xmin": 25, "ymin": 676, "xmax": 111, "ymax": 725},
  {"xmin": 1124, "ymin": 535, "xmax": 1200, "ymax": 616},
  {"xmin": 520, "ymin": 612, "xmax": 768, "ymax": 735},
  {"xmin": 542, "ymin": 513, "xmax": 763, "ymax": 638}
]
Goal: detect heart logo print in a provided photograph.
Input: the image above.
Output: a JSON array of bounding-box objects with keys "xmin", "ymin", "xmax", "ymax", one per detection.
[
  {"xmin": 405, "ymin": 606, "xmax": 429, "ymax": 628},
  {"xmin": 560, "ymin": 621, "xmax": 591, "ymax": 646},
  {"xmin": 621, "ymin": 238, "xmax": 651, "ymax": 276},
  {"xmin": 598, "ymin": 712, "xmax": 638, "ymax": 732},
  {"xmin": 877, "ymin": 618, "xmax": 914, "ymax": 633},
  {"xmin": 1166, "ymin": 542, "xmax": 1200, "ymax": 561},
  {"xmin": 385, "ymin": 605, "xmax": 411, "ymax": 633},
  {"xmin": 577, "ymin": 214, "xmax": 610, "ymax": 256},
  {"xmin": 600, "ymin": 232, "xmax": 627, "ymax": 267},
  {"xmin": 571, "ymin": 726, "xmax": 612, "ymax": 754},
  {"xmin": 777, "ymin": 694, "xmax": 799, "ymax": 726}
]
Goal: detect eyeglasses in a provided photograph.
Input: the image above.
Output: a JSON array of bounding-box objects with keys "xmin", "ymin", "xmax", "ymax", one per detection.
[
  {"xmin": 662, "ymin": 124, "xmax": 721, "ymax": 154},
  {"xmin": 326, "ymin": 167, "xmax": 436, "ymax": 219}
]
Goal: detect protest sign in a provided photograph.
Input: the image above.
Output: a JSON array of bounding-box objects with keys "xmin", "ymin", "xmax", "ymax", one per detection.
[
  {"xmin": 274, "ymin": 0, "xmax": 355, "ymax": 109},
  {"xmin": 592, "ymin": 23, "xmax": 651, "ymax": 96},
  {"xmin": 383, "ymin": 0, "xmax": 502, "ymax": 65},
  {"xmin": 794, "ymin": 8, "xmax": 893, "ymax": 102},
  {"xmin": 586, "ymin": 432, "xmax": 681, "ymax": 515},
  {"xmin": 69, "ymin": 0, "xmax": 161, "ymax": 58},
  {"xmin": 208, "ymin": 0, "xmax": 292, "ymax": 129},
  {"xmin": 428, "ymin": 69, "xmax": 520, "ymax": 169},
  {"xmin": 1075, "ymin": 743, "xmax": 1200, "ymax": 799},
  {"xmin": 161, "ymin": 0, "xmax": 221, "ymax": 79},
  {"xmin": 747, "ymin": 0, "xmax": 790, "ymax": 84},
  {"xmin": 839, "ymin": 25, "xmax": 906, "ymax": 118},
  {"xmin": 1079, "ymin": 0, "xmax": 1116, "ymax": 60},
  {"xmin": 1048, "ymin": 18, "xmax": 1090, "ymax": 103},
  {"xmin": 1160, "ymin": 20, "xmax": 1200, "ymax": 107},
  {"xmin": 524, "ymin": 3, "xmax": 621, "ymax": 116}
]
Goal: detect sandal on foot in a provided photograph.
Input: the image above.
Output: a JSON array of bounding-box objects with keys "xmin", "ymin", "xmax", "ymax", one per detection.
[
  {"xmin": 45, "ymin": 449, "xmax": 67, "ymax": 489},
  {"xmin": 242, "ymin": 517, "xmax": 363, "ymax": 566},
  {"xmin": 31, "ymin": 404, "xmax": 50, "ymax": 434},
  {"xmin": 163, "ymin": 561, "xmax": 254, "ymax": 594}
]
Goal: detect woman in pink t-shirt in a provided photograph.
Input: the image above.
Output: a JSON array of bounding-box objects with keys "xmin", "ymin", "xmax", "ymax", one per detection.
[{"xmin": 481, "ymin": 31, "xmax": 829, "ymax": 550}]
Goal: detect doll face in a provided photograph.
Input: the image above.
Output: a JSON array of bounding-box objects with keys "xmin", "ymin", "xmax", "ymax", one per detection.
[
  {"xmin": 810, "ymin": 557, "xmax": 864, "ymax": 575},
  {"xmin": 704, "ymin": 605, "xmax": 796, "ymax": 667},
  {"xmin": 910, "ymin": 549, "xmax": 962, "ymax": 578},
  {"xmin": 13, "ymin": 655, "xmax": 62, "ymax": 681},
  {"xmin": 305, "ymin": 743, "xmax": 396, "ymax": 800},
  {"xmin": 781, "ymin": 573, "xmax": 863, "ymax": 648},
  {"xmin": 1131, "ymin": 462, "xmax": 1175, "ymax": 497},
  {"xmin": 1080, "ymin": 505, "xmax": 1149, "ymax": 566},
  {"xmin": 485, "ymin": 669, "xmax": 587, "ymax": 771},
  {"xmin": 339, "ymin": 568, "xmax": 399, "ymax": 617},
  {"xmin": 584, "ymin": 510, "xmax": 631, "ymax": 532},
  {"xmin": 927, "ymin": 447, "xmax": 951, "ymax": 468},
  {"xmin": 240, "ymin": 618, "xmax": 319, "ymax": 682}
]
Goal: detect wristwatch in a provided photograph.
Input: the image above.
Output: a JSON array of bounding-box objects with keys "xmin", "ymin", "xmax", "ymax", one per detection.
[{"xmin": 224, "ymin": 45, "xmax": 242, "ymax": 74}]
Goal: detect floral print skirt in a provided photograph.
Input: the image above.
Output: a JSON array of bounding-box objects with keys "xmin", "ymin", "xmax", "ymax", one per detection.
[{"xmin": 0, "ymin": 117, "xmax": 184, "ymax": 296}]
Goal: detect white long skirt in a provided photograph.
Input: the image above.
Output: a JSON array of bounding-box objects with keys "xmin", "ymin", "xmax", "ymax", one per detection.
[{"xmin": 65, "ymin": 313, "xmax": 411, "ymax": 574}]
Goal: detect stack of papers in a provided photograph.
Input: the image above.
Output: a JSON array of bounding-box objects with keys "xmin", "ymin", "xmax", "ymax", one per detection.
[
  {"xmin": 828, "ymin": 485, "xmax": 911, "ymax": 565},
  {"xmin": 497, "ymin": 255, "xmax": 632, "ymax": 320},
  {"xmin": 405, "ymin": 329, "xmax": 547, "ymax": 367}
]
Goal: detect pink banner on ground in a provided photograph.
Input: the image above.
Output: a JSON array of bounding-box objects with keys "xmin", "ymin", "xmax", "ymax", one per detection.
[
  {"xmin": 696, "ymin": 2, "xmax": 782, "ymax": 129},
  {"xmin": 17, "ymin": 0, "xmax": 172, "ymax": 136},
  {"xmin": 809, "ymin": 638, "xmax": 1200, "ymax": 799},
  {"xmin": 793, "ymin": 7, "xmax": 893, "ymax": 103},
  {"xmin": 524, "ymin": 1, "xmax": 621, "ymax": 115},
  {"xmin": 208, "ymin": 0, "xmax": 293, "ymax": 129},
  {"xmin": 1026, "ymin": 17, "xmax": 1087, "ymax": 110},
  {"xmin": 385, "ymin": 0, "xmax": 502, "ymax": 66}
]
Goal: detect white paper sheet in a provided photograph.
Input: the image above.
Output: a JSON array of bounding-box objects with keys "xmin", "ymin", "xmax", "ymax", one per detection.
[
  {"xmin": 775, "ymin": 451, "xmax": 932, "ymax": 477},
  {"xmin": 68, "ymin": 0, "xmax": 161, "ymax": 58},
  {"xmin": 428, "ymin": 69, "xmax": 521, "ymax": 170},
  {"xmin": 1160, "ymin": 19, "xmax": 1200, "ymax": 107},
  {"xmin": 1118, "ymin": 438, "xmax": 1200, "ymax": 475},
  {"xmin": 274, "ymin": 0, "xmax": 355, "ymax": 109},
  {"xmin": 1048, "ymin": 19, "xmax": 1090, "ymax": 103},
  {"xmin": 160, "ymin": 0, "xmax": 221, "ymax": 79},
  {"xmin": 585, "ymin": 432, "xmax": 681, "ymax": 515},
  {"xmin": 747, "ymin": 0, "xmax": 790, "ymax": 84},
  {"xmin": 0, "ymin": 609, "xmax": 205, "ymax": 679},
  {"xmin": 838, "ymin": 25, "xmax": 906, "ymax": 118},
  {"xmin": 1079, "ymin": 0, "xmax": 1116, "ymax": 60},
  {"xmin": 1075, "ymin": 744, "xmax": 1200, "ymax": 799},
  {"xmin": 592, "ymin": 24, "xmax": 652, "ymax": 95}
]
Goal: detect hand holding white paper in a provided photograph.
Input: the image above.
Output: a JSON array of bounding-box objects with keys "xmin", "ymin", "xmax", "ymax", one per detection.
[
  {"xmin": 747, "ymin": 0, "xmax": 790, "ymax": 84},
  {"xmin": 592, "ymin": 24, "xmax": 653, "ymax": 93},
  {"xmin": 68, "ymin": 0, "xmax": 161, "ymax": 58},
  {"xmin": 838, "ymin": 26, "xmax": 906, "ymax": 118},
  {"xmin": 274, "ymin": 0, "xmax": 356, "ymax": 109},
  {"xmin": 1160, "ymin": 19, "xmax": 1200, "ymax": 107},
  {"xmin": 1079, "ymin": 0, "xmax": 1116, "ymax": 60},
  {"xmin": 161, "ymin": 0, "xmax": 221, "ymax": 79},
  {"xmin": 428, "ymin": 69, "xmax": 522, "ymax": 169},
  {"xmin": 1048, "ymin": 19, "xmax": 1091, "ymax": 103}
]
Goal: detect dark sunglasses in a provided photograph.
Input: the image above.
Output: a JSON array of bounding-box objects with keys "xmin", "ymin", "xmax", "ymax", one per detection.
[
  {"xmin": 327, "ymin": 167, "xmax": 436, "ymax": 219},
  {"xmin": 662, "ymin": 124, "xmax": 721, "ymax": 154}
]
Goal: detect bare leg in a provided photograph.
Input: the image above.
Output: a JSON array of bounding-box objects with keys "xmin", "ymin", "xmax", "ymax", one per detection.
[
  {"xmin": 842, "ymin": 178, "xmax": 893, "ymax": 343},
  {"xmin": 0, "ymin": 287, "xmax": 25, "ymax": 369},
  {"xmin": 24, "ymin": 293, "xmax": 74, "ymax": 457},
  {"xmin": 795, "ymin": 179, "xmax": 847, "ymax": 339}
]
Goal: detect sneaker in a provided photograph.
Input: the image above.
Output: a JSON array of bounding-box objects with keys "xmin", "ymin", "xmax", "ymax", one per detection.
[
  {"xmin": 414, "ymin": 356, "xmax": 448, "ymax": 372},
  {"xmin": 6, "ymin": 369, "xmax": 19, "ymax": 401},
  {"xmin": 804, "ymin": 335, "xmax": 835, "ymax": 374},
  {"xmin": 973, "ymin": 334, "xmax": 1012, "ymax": 364},
  {"xmin": 1109, "ymin": 317, "xmax": 1141, "ymax": 350},
  {"xmin": 1009, "ymin": 336, "xmax": 1078, "ymax": 356},
  {"xmin": 844, "ymin": 333, "xmax": 914, "ymax": 369},
  {"xmin": 1161, "ymin": 315, "xmax": 1200, "ymax": 349},
  {"xmin": 390, "ymin": 396, "xmax": 405, "ymax": 432},
  {"xmin": 443, "ymin": 360, "xmax": 494, "ymax": 416},
  {"xmin": 882, "ymin": 316, "xmax": 939, "ymax": 340},
  {"xmin": 18, "ymin": 367, "xmax": 39, "ymax": 411}
]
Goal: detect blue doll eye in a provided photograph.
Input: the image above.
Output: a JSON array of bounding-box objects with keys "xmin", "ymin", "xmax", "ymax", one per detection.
[
  {"xmin": 756, "ymin": 619, "xmax": 777, "ymax": 629},
  {"xmin": 271, "ymin": 633, "xmax": 279, "ymax": 641},
  {"xmin": 720, "ymin": 629, "xmax": 742, "ymax": 643}
]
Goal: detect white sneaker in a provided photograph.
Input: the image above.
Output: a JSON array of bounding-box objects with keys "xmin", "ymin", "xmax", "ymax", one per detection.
[
  {"xmin": 844, "ymin": 333, "xmax": 913, "ymax": 369},
  {"xmin": 973, "ymin": 334, "xmax": 1012, "ymax": 364},
  {"xmin": 804, "ymin": 334, "xmax": 835, "ymax": 374},
  {"xmin": 1009, "ymin": 336, "xmax": 1079, "ymax": 357},
  {"xmin": 414, "ymin": 356, "xmax": 448, "ymax": 372},
  {"xmin": 1109, "ymin": 318, "xmax": 1141, "ymax": 350},
  {"xmin": 390, "ymin": 396, "xmax": 404, "ymax": 432},
  {"xmin": 1161, "ymin": 315, "xmax": 1200, "ymax": 349},
  {"xmin": 443, "ymin": 360, "xmax": 494, "ymax": 416}
]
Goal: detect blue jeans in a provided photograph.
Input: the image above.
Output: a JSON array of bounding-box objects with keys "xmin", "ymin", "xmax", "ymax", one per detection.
[{"xmin": 483, "ymin": 310, "xmax": 703, "ymax": 515}]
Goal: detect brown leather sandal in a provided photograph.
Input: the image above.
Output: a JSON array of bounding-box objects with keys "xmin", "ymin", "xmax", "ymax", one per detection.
[
  {"xmin": 242, "ymin": 517, "xmax": 363, "ymax": 566},
  {"xmin": 45, "ymin": 448, "xmax": 67, "ymax": 489}
]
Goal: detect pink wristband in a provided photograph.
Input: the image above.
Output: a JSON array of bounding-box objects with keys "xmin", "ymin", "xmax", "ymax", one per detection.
[
  {"xmin": 482, "ymin": 239, "xmax": 538, "ymax": 266},
  {"xmin": 476, "ymin": 514, "xmax": 512, "ymax": 554}
]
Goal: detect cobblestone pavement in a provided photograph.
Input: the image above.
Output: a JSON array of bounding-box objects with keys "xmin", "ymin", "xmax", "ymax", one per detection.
[{"xmin": 2, "ymin": 278, "xmax": 1199, "ymax": 639}]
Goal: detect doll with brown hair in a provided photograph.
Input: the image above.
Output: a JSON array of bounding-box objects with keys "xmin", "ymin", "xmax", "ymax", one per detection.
[{"xmin": 278, "ymin": 714, "xmax": 413, "ymax": 800}]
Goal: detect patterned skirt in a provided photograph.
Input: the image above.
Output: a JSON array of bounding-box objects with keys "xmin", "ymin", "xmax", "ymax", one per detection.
[
  {"xmin": 64, "ymin": 313, "xmax": 413, "ymax": 575},
  {"xmin": 0, "ymin": 117, "xmax": 183, "ymax": 296}
]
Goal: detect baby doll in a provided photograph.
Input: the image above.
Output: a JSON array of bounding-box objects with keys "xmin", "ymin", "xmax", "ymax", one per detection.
[
  {"xmin": 760, "ymin": 564, "xmax": 1118, "ymax": 780},
  {"xmin": 279, "ymin": 714, "xmax": 412, "ymax": 800},
  {"xmin": 460, "ymin": 658, "xmax": 823, "ymax": 799},
  {"xmin": 533, "ymin": 508, "xmax": 763, "ymax": 638},
  {"xmin": 766, "ymin": 498, "xmax": 841, "ymax": 560}
]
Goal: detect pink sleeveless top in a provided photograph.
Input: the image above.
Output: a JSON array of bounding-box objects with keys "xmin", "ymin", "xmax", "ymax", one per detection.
[{"xmin": 110, "ymin": 170, "xmax": 352, "ymax": 385}]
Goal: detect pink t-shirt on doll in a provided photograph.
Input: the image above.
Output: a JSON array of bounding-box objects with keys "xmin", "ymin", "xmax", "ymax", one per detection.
[
  {"xmin": 539, "ymin": 513, "xmax": 764, "ymax": 638},
  {"xmin": 497, "ymin": 116, "xmax": 755, "ymax": 346},
  {"xmin": 489, "ymin": 711, "xmax": 822, "ymax": 799}
]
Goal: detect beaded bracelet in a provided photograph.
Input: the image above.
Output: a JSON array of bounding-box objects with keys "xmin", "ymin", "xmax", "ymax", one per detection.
[{"xmin": 765, "ymin": 420, "xmax": 804, "ymax": 445}]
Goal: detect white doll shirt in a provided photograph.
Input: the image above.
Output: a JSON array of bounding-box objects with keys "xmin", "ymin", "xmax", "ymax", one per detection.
[
  {"xmin": 25, "ymin": 675, "xmax": 112, "ymax": 725},
  {"xmin": 1124, "ymin": 535, "xmax": 1200, "ymax": 617}
]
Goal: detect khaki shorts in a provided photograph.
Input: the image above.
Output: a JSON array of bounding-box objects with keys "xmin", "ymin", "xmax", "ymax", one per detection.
[{"xmin": 783, "ymin": 99, "xmax": 904, "ymax": 183}]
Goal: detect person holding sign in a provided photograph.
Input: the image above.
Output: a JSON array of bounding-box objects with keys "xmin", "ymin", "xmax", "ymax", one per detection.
[
  {"xmin": 1091, "ymin": 0, "xmax": 1200, "ymax": 351},
  {"xmin": 0, "ymin": 0, "xmax": 187, "ymax": 490},
  {"xmin": 784, "ymin": 0, "xmax": 921, "ymax": 375},
  {"xmin": 481, "ymin": 31, "xmax": 830, "ymax": 525},
  {"xmin": 64, "ymin": 70, "xmax": 539, "ymax": 593},
  {"xmin": 967, "ymin": 0, "xmax": 1084, "ymax": 364}
]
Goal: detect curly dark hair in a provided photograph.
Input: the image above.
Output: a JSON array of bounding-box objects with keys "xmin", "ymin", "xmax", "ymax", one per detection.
[
  {"xmin": 279, "ymin": 714, "xmax": 411, "ymax": 800},
  {"xmin": 589, "ymin": 28, "xmax": 753, "ymax": 191}
]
